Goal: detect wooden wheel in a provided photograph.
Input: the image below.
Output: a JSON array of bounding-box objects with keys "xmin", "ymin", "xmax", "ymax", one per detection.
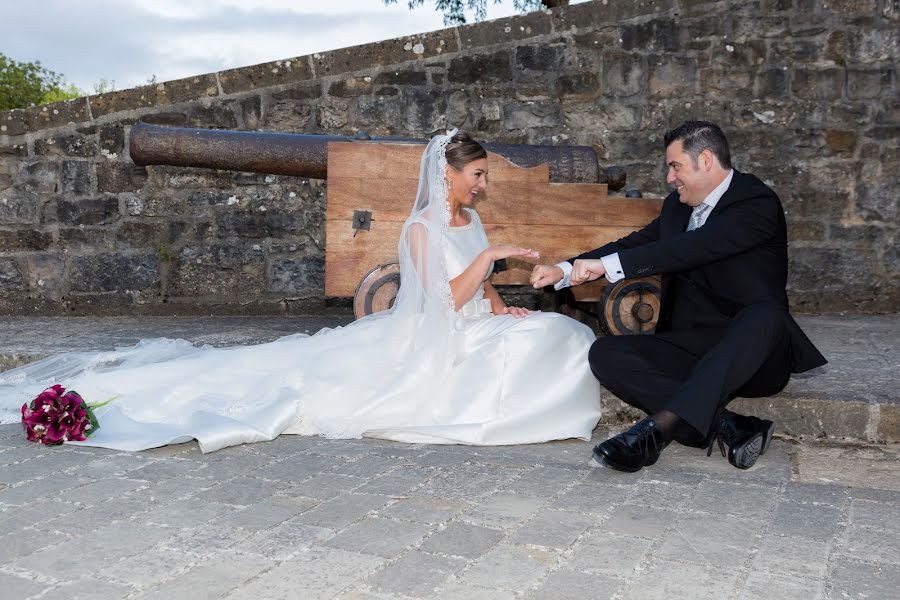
[
  {"xmin": 353, "ymin": 262, "xmax": 401, "ymax": 319},
  {"xmin": 598, "ymin": 276, "xmax": 661, "ymax": 335}
]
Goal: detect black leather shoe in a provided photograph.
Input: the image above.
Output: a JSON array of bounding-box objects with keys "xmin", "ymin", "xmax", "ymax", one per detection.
[
  {"xmin": 593, "ymin": 418, "xmax": 670, "ymax": 473},
  {"xmin": 708, "ymin": 410, "xmax": 775, "ymax": 470}
]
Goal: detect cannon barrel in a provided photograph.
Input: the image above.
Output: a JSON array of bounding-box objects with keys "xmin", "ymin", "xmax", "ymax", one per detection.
[{"xmin": 129, "ymin": 122, "xmax": 626, "ymax": 189}]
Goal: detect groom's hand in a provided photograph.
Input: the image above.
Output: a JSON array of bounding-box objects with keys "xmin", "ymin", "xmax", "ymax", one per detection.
[
  {"xmin": 530, "ymin": 264, "xmax": 564, "ymax": 288},
  {"xmin": 570, "ymin": 259, "xmax": 606, "ymax": 284}
]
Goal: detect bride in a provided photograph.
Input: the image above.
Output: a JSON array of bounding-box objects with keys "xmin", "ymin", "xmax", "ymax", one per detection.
[{"xmin": 0, "ymin": 129, "xmax": 601, "ymax": 453}]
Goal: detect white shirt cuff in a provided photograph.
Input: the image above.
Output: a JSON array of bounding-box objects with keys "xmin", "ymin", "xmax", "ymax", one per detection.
[
  {"xmin": 553, "ymin": 261, "xmax": 573, "ymax": 290},
  {"xmin": 601, "ymin": 253, "xmax": 625, "ymax": 283}
]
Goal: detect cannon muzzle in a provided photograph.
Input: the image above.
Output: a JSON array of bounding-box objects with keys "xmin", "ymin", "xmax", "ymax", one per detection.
[{"xmin": 130, "ymin": 122, "xmax": 626, "ymax": 189}]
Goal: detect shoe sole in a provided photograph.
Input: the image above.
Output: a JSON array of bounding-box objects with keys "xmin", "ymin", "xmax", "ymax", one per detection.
[
  {"xmin": 730, "ymin": 432, "xmax": 764, "ymax": 470},
  {"xmin": 761, "ymin": 420, "xmax": 775, "ymax": 456},
  {"xmin": 592, "ymin": 448, "xmax": 643, "ymax": 473}
]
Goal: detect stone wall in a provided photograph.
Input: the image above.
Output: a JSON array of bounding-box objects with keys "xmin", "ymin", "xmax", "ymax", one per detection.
[{"xmin": 0, "ymin": 0, "xmax": 897, "ymax": 315}]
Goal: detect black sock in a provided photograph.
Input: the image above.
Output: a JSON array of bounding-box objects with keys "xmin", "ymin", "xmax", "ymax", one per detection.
[{"xmin": 648, "ymin": 409, "xmax": 680, "ymax": 442}]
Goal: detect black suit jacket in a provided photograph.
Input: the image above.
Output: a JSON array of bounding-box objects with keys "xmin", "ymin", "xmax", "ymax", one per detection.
[{"xmin": 571, "ymin": 171, "xmax": 826, "ymax": 373}]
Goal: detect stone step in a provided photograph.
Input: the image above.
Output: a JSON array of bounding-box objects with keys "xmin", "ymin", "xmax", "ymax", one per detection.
[{"xmin": 1, "ymin": 314, "xmax": 896, "ymax": 443}]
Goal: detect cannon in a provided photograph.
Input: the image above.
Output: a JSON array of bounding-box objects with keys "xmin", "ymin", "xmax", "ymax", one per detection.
[{"xmin": 129, "ymin": 122, "xmax": 661, "ymax": 335}]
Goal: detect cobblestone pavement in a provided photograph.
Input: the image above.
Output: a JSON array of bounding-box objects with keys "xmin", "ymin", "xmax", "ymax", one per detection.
[{"xmin": 0, "ymin": 423, "xmax": 897, "ymax": 600}]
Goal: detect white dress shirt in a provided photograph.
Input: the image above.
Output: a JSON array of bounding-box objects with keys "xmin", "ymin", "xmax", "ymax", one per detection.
[{"xmin": 554, "ymin": 170, "xmax": 735, "ymax": 289}]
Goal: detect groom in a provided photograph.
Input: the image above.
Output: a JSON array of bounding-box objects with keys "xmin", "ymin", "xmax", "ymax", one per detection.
[{"xmin": 531, "ymin": 121, "xmax": 826, "ymax": 473}]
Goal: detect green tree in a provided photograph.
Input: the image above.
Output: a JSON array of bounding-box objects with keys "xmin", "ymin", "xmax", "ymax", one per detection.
[
  {"xmin": 385, "ymin": 0, "xmax": 569, "ymax": 26},
  {"xmin": 0, "ymin": 53, "xmax": 82, "ymax": 110}
]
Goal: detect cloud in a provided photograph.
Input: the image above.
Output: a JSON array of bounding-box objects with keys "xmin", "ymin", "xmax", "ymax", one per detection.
[{"xmin": 0, "ymin": 0, "xmax": 530, "ymax": 92}]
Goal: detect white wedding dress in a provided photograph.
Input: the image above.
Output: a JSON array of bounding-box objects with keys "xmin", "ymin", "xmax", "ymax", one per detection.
[{"xmin": 0, "ymin": 133, "xmax": 601, "ymax": 453}]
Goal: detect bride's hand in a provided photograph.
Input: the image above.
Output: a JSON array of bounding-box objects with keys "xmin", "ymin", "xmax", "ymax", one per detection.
[
  {"xmin": 486, "ymin": 245, "xmax": 540, "ymax": 262},
  {"xmin": 499, "ymin": 306, "xmax": 532, "ymax": 318}
]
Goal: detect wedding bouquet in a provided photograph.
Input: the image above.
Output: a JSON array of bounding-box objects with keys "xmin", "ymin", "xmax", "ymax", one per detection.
[{"xmin": 20, "ymin": 385, "xmax": 112, "ymax": 445}]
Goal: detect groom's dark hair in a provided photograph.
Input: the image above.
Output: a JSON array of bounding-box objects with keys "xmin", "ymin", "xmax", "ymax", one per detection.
[
  {"xmin": 664, "ymin": 120, "xmax": 732, "ymax": 170},
  {"xmin": 446, "ymin": 130, "xmax": 487, "ymax": 171}
]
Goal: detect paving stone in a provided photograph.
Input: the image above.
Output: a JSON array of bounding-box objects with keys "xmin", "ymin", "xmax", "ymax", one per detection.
[
  {"xmin": 189, "ymin": 454, "xmax": 275, "ymax": 480},
  {"xmin": 0, "ymin": 528, "xmax": 72, "ymax": 563},
  {"xmin": 689, "ymin": 479, "xmax": 778, "ymax": 518},
  {"xmin": 76, "ymin": 454, "xmax": 151, "ymax": 478},
  {"xmin": 737, "ymin": 571, "xmax": 823, "ymax": 600},
  {"xmin": 658, "ymin": 512, "xmax": 765, "ymax": 568},
  {"xmin": 325, "ymin": 516, "xmax": 433, "ymax": 558},
  {"xmin": 127, "ymin": 458, "xmax": 205, "ymax": 482},
  {"xmin": 566, "ymin": 531, "xmax": 652, "ymax": 576},
  {"xmin": 528, "ymin": 569, "xmax": 619, "ymax": 600},
  {"xmin": 295, "ymin": 493, "xmax": 392, "ymax": 529},
  {"xmin": 0, "ymin": 474, "xmax": 96, "ymax": 506},
  {"xmin": 281, "ymin": 473, "xmax": 364, "ymax": 500},
  {"xmin": 365, "ymin": 550, "xmax": 466, "ymax": 597},
  {"xmin": 195, "ymin": 475, "xmax": 289, "ymax": 506},
  {"xmin": 432, "ymin": 583, "xmax": 517, "ymax": 600},
  {"xmin": 158, "ymin": 522, "xmax": 252, "ymax": 556},
  {"xmin": 624, "ymin": 478, "xmax": 698, "ymax": 510},
  {"xmin": 507, "ymin": 508, "xmax": 595, "ymax": 549},
  {"xmin": 377, "ymin": 496, "xmax": 469, "ymax": 524},
  {"xmin": 253, "ymin": 453, "xmax": 344, "ymax": 483},
  {"xmin": 463, "ymin": 493, "xmax": 545, "ymax": 528},
  {"xmin": 781, "ymin": 481, "xmax": 849, "ymax": 506},
  {"xmin": 620, "ymin": 559, "xmax": 740, "ymax": 600},
  {"xmin": 330, "ymin": 454, "xmax": 401, "ymax": 478},
  {"xmin": 97, "ymin": 547, "xmax": 197, "ymax": 588},
  {"xmin": 135, "ymin": 552, "xmax": 270, "ymax": 600},
  {"xmin": 49, "ymin": 578, "xmax": 134, "ymax": 600},
  {"xmin": 417, "ymin": 464, "xmax": 520, "ymax": 500},
  {"xmin": 600, "ymin": 505, "xmax": 678, "ymax": 538},
  {"xmin": 37, "ymin": 497, "xmax": 153, "ymax": 535},
  {"xmin": 849, "ymin": 498, "xmax": 900, "ymax": 531},
  {"xmin": 60, "ymin": 477, "xmax": 148, "ymax": 505},
  {"xmin": 17, "ymin": 521, "xmax": 175, "ymax": 579},
  {"xmin": 139, "ymin": 498, "xmax": 237, "ymax": 528},
  {"xmin": 353, "ymin": 465, "xmax": 434, "ymax": 495},
  {"xmin": 499, "ymin": 465, "xmax": 583, "ymax": 497},
  {"xmin": 751, "ymin": 534, "xmax": 831, "ymax": 578},
  {"xmin": 0, "ymin": 571, "xmax": 51, "ymax": 600},
  {"xmin": 457, "ymin": 544, "xmax": 557, "ymax": 590},
  {"xmin": 551, "ymin": 482, "xmax": 629, "ymax": 515},
  {"xmin": 419, "ymin": 521, "xmax": 504, "ymax": 559},
  {"xmin": 0, "ymin": 498, "xmax": 79, "ymax": 533},
  {"xmin": 769, "ymin": 501, "xmax": 842, "ymax": 542},
  {"xmin": 840, "ymin": 524, "xmax": 900, "ymax": 564},
  {"xmin": 830, "ymin": 559, "xmax": 900, "ymax": 600},
  {"xmin": 220, "ymin": 495, "xmax": 318, "ymax": 530},
  {"xmin": 235, "ymin": 518, "xmax": 333, "ymax": 558},
  {"xmin": 221, "ymin": 547, "xmax": 383, "ymax": 599}
]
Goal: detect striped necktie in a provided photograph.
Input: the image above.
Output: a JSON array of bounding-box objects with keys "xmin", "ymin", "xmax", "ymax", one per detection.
[{"xmin": 687, "ymin": 203, "xmax": 710, "ymax": 231}]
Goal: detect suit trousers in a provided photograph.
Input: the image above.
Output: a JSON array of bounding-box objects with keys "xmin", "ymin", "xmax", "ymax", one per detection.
[{"xmin": 588, "ymin": 303, "xmax": 793, "ymax": 440}]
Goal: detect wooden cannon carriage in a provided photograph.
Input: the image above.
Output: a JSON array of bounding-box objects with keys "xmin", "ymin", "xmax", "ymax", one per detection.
[{"xmin": 131, "ymin": 123, "xmax": 663, "ymax": 335}]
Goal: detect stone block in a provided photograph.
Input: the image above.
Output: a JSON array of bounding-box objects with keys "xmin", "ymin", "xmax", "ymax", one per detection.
[
  {"xmin": 531, "ymin": 570, "xmax": 619, "ymax": 600},
  {"xmin": 236, "ymin": 518, "xmax": 331, "ymax": 559},
  {"xmin": 458, "ymin": 544, "xmax": 556, "ymax": 590},
  {"xmin": 186, "ymin": 103, "xmax": 239, "ymax": 129},
  {"xmin": 464, "ymin": 493, "xmax": 544, "ymax": 528},
  {"xmin": 448, "ymin": 51, "xmax": 513, "ymax": 85},
  {"xmin": 0, "ymin": 109, "xmax": 27, "ymax": 135},
  {"xmin": 700, "ymin": 67, "xmax": 753, "ymax": 95},
  {"xmin": 0, "ymin": 195, "xmax": 40, "ymax": 225},
  {"xmin": 841, "ymin": 524, "xmax": 900, "ymax": 564},
  {"xmin": 0, "ymin": 229, "xmax": 53, "ymax": 252},
  {"xmin": 219, "ymin": 57, "xmax": 314, "ymax": 94},
  {"xmin": 793, "ymin": 67, "xmax": 845, "ymax": 100},
  {"xmin": 295, "ymin": 493, "xmax": 392, "ymax": 529},
  {"xmin": 366, "ymin": 551, "xmax": 466, "ymax": 597},
  {"xmin": 556, "ymin": 72, "xmax": 601, "ymax": 100},
  {"xmin": 214, "ymin": 208, "xmax": 306, "ymax": 238},
  {"xmin": 508, "ymin": 508, "xmax": 594, "ymax": 549},
  {"xmin": 158, "ymin": 73, "xmax": 219, "ymax": 105},
  {"xmin": 326, "ymin": 516, "xmax": 432, "ymax": 557},
  {"xmin": 419, "ymin": 521, "xmax": 503, "ymax": 558},
  {"xmin": 601, "ymin": 504, "xmax": 678, "ymax": 538},
  {"xmin": 317, "ymin": 29, "xmax": 459, "ymax": 78},
  {"xmin": 328, "ymin": 77, "xmax": 374, "ymax": 97},
  {"xmin": 13, "ymin": 161, "xmax": 59, "ymax": 194},
  {"xmin": 516, "ymin": 45, "xmax": 566, "ymax": 72},
  {"xmin": 50, "ymin": 196, "xmax": 120, "ymax": 226},
  {"xmin": 374, "ymin": 68, "xmax": 427, "ymax": 86},
  {"xmin": 503, "ymin": 100, "xmax": 559, "ymax": 129},
  {"xmin": 737, "ymin": 572, "xmax": 823, "ymax": 600},
  {"xmin": 378, "ymin": 495, "xmax": 468, "ymax": 525},
  {"xmin": 753, "ymin": 67, "xmax": 790, "ymax": 97},
  {"xmin": 830, "ymin": 559, "xmax": 900, "ymax": 600},
  {"xmin": 134, "ymin": 553, "xmax": 270, "ymax": 600},
  {"xmin": 70, "ymin": 252, "xmax": 160, "ymax": 293},
  {"xmin": 459, "ymin": 11, "xmax": 551, "ymax": 49},
  {"xmin": 34, "ymin": 134, "xmax": 98, "ymax": 157},
  {"xmin": 170, "ymin": 243, "xmax": 264, "ymax": 297},
  {"xmin": 0, "ymin": 572, "xmax": 49, "ymax": 600},
  {"xmin": 60, "ymin": 160, "xmax": 91, "ymax": 196},
  {"xmin": 97, "ymin": 162, "xmax": 147, "ymax": 193},
  {"xmin": 23, "ymin": 98, "xmax": 90, "ymax": 130},
  {"xmin": 621, "ymin": 559, "xmax": 739, "ymax": 600},
  {"xmin": 848, "ymin": 67, "xmax": 894, "ymax": 99},
  {"xmin": 0, "ymin": 258, "xmax": 25, "ymax": 291},
  {"xmin": 621, "ymin": 17, "xmax": 681, "ymax": 52},
  {"xmin": 316, "ymin": 99, "xmax": 350, "ymax": 129},
  {"xmin": 877, "ymin": 403, "xmax": 900, "ymax": 442},
  {"xmin": 89, "ymin": 85, "xmax": 162, "ymax": 118},
  {"xmin": 552, "ymin": 0, "xmax": 675, "ymax": 30},
  {"xmin": 648, "ymin": 55, "xmax": 698, "ymax": 96},
  {"xmin": 99, "ymin": 124, "xmax": 125, "ymax": 156},
  {"xmin": 659, "ymin": 512, "xmax": 763, "ymax": 568},
  {"xmin": 602, "ymin": 53, "xmax": 646, "ymax": 97}
]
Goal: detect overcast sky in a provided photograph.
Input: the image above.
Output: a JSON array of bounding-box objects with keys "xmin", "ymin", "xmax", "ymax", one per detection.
[{"xmin": 1, "ymin": 0, "xmax": 584, "ymax": 93}]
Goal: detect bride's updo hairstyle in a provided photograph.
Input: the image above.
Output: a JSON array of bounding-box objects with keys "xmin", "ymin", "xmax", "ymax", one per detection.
[{"xmin": 445, "ymin": 130, "xmax": 487, "ymax": 171}]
